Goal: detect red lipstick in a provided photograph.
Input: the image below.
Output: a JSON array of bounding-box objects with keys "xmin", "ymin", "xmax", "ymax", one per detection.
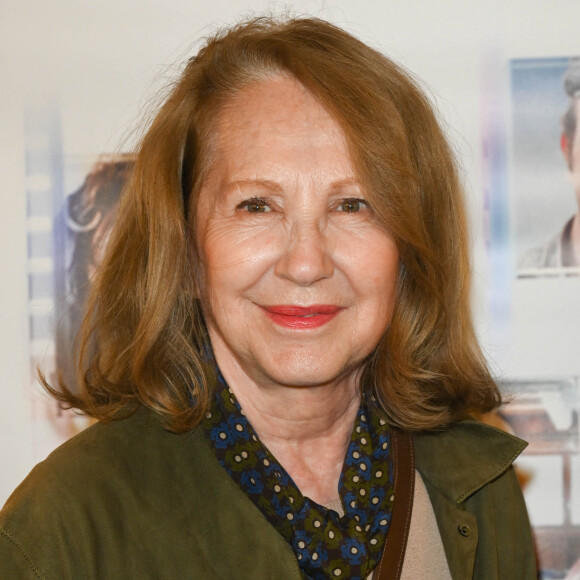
[{"xmin": 261, "ymin": 305, "xmax": 342, "ymax": 329}]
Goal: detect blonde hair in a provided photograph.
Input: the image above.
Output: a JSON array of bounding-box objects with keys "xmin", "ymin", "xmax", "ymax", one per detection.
[{"xmin": 46, "ymin": 16, "xmax": 501, "ymax": 432}]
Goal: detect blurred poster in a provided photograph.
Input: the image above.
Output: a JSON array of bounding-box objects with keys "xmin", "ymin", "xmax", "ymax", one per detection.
[
  {"xmin": 54, "ymin": 158, "xmax": 132, "ymax": 391},
  {"xmin": 483, "ymin": 55, "xmax": 580, "ymax": 579},
  {"xmin": 500, "ymin": 378, "xmax": 580, "ymax": 579},
  {"xmin": 25, "ymin": 101, "xmax": 130, "ymax": 455},
  {"xmin": 511, "ymin": 57, "xmax": 580, "ymax": 277}
]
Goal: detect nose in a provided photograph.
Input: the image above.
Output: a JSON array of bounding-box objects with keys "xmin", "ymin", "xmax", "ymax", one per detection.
[{"xmin": 274, "ymin": 220, "xmax": 334, "ymax": 286}]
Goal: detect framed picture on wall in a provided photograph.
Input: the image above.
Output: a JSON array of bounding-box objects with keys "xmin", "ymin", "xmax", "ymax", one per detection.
[{"xmin": 510, "ymin": 57, "xmax": 580, "ymax": 277}]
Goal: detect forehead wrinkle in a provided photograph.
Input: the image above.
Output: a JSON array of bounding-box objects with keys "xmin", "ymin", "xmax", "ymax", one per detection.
[
  {"xmin": 204, "ymin": 77, "xmax": 361, "ymax": 208},
  {"xmin": 224, "ymin": 179, "xmax": 284, "ymax": 198}
]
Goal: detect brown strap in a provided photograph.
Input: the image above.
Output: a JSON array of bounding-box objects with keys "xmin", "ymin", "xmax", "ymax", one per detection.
[{"xmin": 373, "ymin": 429, "xmax": 415, "ymax": 580}]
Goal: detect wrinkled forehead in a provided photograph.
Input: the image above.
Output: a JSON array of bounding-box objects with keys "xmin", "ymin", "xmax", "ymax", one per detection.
[
  {"xmin": 191, "ymin": 75, "xmax": 352, "ymax": 195},
  {"xmin": 214, "ymin": 78, "xmax": 347, "ymax": 163},
  {"xmin": 195, "ymin": 76, "xmax": 358, "ymax": 219}
]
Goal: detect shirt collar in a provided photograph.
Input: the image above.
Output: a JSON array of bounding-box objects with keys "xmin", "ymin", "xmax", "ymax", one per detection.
[{"xmin": 413, "ymin": 420, "xmax": 527, "ymax": 504}]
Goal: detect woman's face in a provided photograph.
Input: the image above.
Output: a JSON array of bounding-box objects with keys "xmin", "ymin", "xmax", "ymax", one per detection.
[{"xmin": 196, "ymin": 75, "xmax": 399, "ymax": 390}]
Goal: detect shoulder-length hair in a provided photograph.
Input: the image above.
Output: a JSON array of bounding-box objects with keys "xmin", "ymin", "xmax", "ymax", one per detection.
[{"xmin": 46, "ymin": 16, "xmax": 501, "ymax": 432}]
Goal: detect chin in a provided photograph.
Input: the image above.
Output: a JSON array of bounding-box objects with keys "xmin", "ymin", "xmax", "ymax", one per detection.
[{"xmin": 254, "ymin": 350, "xmax": 358, "ymax": 389}]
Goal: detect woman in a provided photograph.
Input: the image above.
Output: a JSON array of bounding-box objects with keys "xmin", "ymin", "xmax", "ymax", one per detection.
[{"xmin": 0, "ymin": 16, "xmax": 535, "ymax": 579}]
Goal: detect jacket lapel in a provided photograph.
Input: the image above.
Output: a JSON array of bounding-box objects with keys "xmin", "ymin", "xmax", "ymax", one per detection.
[
  {"xmin": 412, "ymin": 421, "xmax": 527, "ymax": 579},
  {"xmin": 413, "ymin": 420, "xmax": 527, "ymax": 504}
]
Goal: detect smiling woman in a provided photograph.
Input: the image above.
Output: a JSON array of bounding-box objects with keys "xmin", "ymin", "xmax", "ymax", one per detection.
[
  {"xmin": 197, "ymin": 77, "xmax": 399, "ymax": 407},
  {"xmin": 0, "ymin": 16, "xmax": 535, "ymax": 580}
]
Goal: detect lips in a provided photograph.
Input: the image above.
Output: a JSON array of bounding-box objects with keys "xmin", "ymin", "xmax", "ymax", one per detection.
[{"xmin": 261, "ymin": 304, "xmax": 343, "ymax": 329}]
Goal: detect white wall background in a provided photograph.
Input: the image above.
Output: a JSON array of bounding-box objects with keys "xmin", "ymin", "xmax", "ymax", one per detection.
[{"xmin": 1, "ymin": 0, "xmax": 580, "ymax": 528}]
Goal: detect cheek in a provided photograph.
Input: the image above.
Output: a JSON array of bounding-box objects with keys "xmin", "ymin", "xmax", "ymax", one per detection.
[
  {"xmin": 571, "ymin": 157, "xmax": 580, "ymax": 188},
  {"xmin": 198, "ymin": 225, "xmax": 281, "ymax": 312},
  {"xmin": 202, "ymin": 214, "xmax": 280, "ymax": 267},
  {"xmin": 353, "ymin": 239, "xmax": 400, "ymax": 332},
  {"xmin": 346, "ymin": 234, "xmax": 399, "ymax": 295}
]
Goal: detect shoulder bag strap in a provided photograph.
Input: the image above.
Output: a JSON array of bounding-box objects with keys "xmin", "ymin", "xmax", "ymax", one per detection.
[{"xmin": 373, "ymin": 429, "xmax": 415, "ymax": 580}]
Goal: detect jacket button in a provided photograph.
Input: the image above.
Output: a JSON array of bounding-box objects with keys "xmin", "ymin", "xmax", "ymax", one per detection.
[{"xmin": 458, "ymin": 524, "xmax": 471, "ymax": 537}]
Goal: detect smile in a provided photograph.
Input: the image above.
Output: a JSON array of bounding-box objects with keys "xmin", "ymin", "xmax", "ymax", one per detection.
[{"xmin": 260, "ymin": 305, "xmax": 343, "ymax": 329}]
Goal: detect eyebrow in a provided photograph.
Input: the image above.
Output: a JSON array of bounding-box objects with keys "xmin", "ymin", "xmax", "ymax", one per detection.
[
  {"xmin": 328, "ymin": 178, "xmax": 361, "ymax": 193},
  {"xmin": 221, "ymin": 179, "xmax": 284, "ymax": 196}
]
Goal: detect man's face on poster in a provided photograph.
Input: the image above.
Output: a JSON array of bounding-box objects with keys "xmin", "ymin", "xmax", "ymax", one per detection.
[{"xmin": 562, "ymin": 99, "xmax": 580, "ymax": 210}]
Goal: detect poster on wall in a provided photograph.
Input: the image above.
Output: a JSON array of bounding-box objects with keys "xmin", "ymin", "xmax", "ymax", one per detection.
[
  {"xmin": 25, "ymin": 101, "xmax": 130, "ymax": 457},
  {"xmin": 511, "ymin": 57, "xmax": 580, "ymax": 277},
  {"xmin": 485, "ymin": 56, "xmax": 580, "ymax": 579}
]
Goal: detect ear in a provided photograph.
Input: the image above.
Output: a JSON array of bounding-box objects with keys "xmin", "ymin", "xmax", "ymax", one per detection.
[{"xmin": 561, "ymin": 132, "xmax": 573, "ymax": 170}]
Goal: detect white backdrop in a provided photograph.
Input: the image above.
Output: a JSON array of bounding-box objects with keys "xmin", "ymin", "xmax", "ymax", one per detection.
[{"xmin": 2, "ymin": 0, "xmax": 580, "ymax": 574}]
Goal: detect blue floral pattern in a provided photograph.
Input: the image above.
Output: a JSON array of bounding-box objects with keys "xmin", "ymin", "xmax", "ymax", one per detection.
[{"xmin": 201, "ymin": 372, "xmax": 395, "ymax": 579}]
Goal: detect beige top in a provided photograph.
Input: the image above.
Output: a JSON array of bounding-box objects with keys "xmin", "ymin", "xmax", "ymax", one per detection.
[{"xmin": 326, "ymin": 470, "xmax": 452, "ymax": 580}]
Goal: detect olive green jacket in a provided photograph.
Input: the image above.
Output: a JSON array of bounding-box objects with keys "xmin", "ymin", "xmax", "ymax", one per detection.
[{"xmin": 0, "ymin": 410, "xmax": 536, "ymax": 579}]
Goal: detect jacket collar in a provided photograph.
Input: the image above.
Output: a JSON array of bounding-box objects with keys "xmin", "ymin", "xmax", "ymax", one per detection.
[{"xmin": 413, "ymin": 420, "xmax": 527, "ymax": 504}]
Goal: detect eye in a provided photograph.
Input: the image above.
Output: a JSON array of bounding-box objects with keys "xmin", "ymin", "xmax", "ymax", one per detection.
[
  {"xmin": 236, "ymin": 197, "xmax": 271, "ymax": 213},
  {"xmin": 336, "ymin": 198, "xmax": 368, "ymax": 213}
]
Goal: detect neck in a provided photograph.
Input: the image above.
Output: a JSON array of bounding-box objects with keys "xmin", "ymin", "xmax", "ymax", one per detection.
[{"xmin": 215, "ymin": 356, "xmax": 361, "ymax": 505}]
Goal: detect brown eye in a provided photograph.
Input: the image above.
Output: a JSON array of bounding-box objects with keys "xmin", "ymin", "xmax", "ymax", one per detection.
[
  {"xmin": 237, "ymin": 198, "xmax": 271, "ymax": 213},
  {"xmin": 338, "ymin": 199, "xmax": 366, "ymax": 213}
]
